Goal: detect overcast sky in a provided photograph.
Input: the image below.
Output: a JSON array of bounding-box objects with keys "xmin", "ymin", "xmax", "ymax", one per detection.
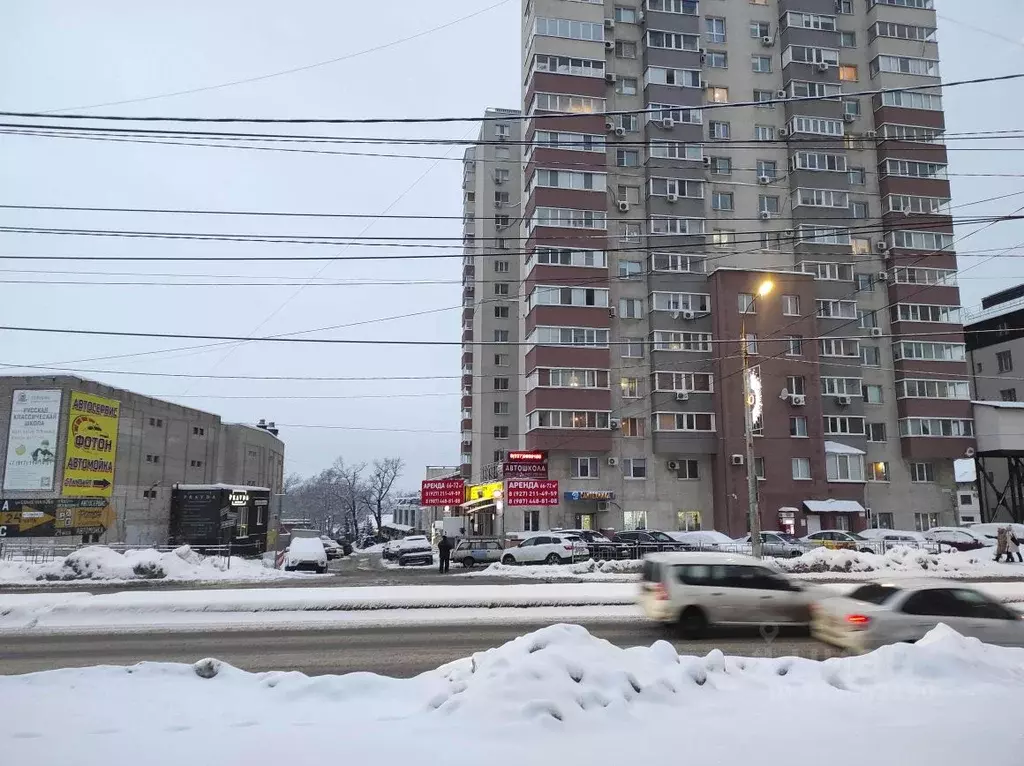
[{"xmin": 0, "ymin": 0, "xmax": 1022, "ymax": 484}]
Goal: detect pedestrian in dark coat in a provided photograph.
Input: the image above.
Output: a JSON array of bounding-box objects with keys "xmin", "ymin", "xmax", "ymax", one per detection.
[{"xmin": 438, "ymin": 534, "xmax": 453, "ymax": 573}]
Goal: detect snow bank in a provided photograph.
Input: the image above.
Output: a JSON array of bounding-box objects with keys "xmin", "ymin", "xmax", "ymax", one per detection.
[
  {"xmin": 2, "ymin": 625, "xmax": 1022, "ymax": 766},
  {"xmin": 0, "ymin": 545, "xmax": 304, "ymax": 584},
  {"xmin": 465, "ymin": 559, "xmax": 643, "ymax": 581},
  {"xmin": 774, "ymin": 545, "xmax": 1021, "ymax": 578}
]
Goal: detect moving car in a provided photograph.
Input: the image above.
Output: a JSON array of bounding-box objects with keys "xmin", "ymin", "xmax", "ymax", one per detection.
[
  {"xmin": 451, "ymin": 538, "xmax": 504, "ymax": 568},
  {"xmin": 613, "ymin": 530, "xmax": 689, "ymax": 554},
  {"xmin": 811, "ymin": 580, "xmax": 1024, "ymax": 654},
  {"xmin": 396, "ymin": 535, "xmax": 434, "ymax": 567},
  {"xmin": 733, "ymin": 531, "xmax": 809, "ymax": 558},
  {"xmin": 801, "ymin": 530, "xmax": 874, "ymax": 553},
  {"xmin": 284, "ymin": 536, "xmax": 329, "ymax": 574},
  {"xmin": 319, "ymin": 536, "xmax": 343, "ymax": 560},
  {"xmin": 638, "ymin": 552, "xmax": 811, "ymax": 638},
  {"xmin": 924, "ymin": 527, "xmax": 989, "ymax": 552},
  {"xmin": 500, "ymin": 533, "xmax": 590, "ymax": 565}
]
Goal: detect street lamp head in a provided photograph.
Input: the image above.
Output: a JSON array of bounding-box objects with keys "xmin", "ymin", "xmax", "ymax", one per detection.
[{"xmin": 757, "ymin": 279, "xmax": 774, "ymax": 297}]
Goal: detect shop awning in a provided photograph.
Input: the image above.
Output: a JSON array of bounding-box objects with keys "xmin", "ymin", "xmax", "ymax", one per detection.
[{"xmin": 803, "ymin": 499, "xmax": 866, "ymax": 514}]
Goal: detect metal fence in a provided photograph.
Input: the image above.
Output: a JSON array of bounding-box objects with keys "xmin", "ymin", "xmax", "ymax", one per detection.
[{"xmin": 581, "ymin": 539, "xmax": 954, "ymax": 562}]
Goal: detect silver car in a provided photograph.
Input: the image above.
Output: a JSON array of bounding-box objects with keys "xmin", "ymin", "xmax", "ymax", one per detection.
[
  {"xmin": 451, "ymin": 538, "xmax": 504, "ymax": 568},
  {"xmin": 734, "ymin": 531, "xmax": 809, "ymax": 558},
  {"xmin": 812, "ymin": 580, "xmax": 1024, "ymax": 654}
]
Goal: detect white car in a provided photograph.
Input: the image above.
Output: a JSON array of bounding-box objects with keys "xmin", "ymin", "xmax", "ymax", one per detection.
[
  {"xmin": 284, "ymin": 537, "xmax": 328, "ymax": 573},
  {"xmin": 857, "ymin": 529, "xmax": 929, "ymax": 550},
  {"xmin": 500, "ymin": 533, "xmax": 590, "ymax": 565},
  {"xmin": 667, "ymin": 530, "xmax": 737, "ymax": 551},
  {"xmin": 319, "ymin": 536, "xmax": 343, "ymax": 559},
  {"xmin": 925, "ymin": 527, "xmax": 990, "ymax": 551},
  {"xmin": 966, "ymin": 523, "xmax": 1024, "ymax": 546},
  {"xmin": 639, "ymin": 551, "xmax": 812, "ymax": 638}
]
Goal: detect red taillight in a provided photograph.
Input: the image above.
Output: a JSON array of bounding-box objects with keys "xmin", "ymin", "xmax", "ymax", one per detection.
[
  {"xmin": 846, "ymin": 614, "xmax": 870, "ymax": 627},
  {"xmin": 654, "ymin": 583, "xmax": 669, "ymax": 601},
  {"xmin": 564, "ymin": 544, "xmax": 573, "ymax": 551}
]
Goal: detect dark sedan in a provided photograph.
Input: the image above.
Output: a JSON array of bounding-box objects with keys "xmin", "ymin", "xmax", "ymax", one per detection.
[
  {"xmin": 555, "ymin": 529, "xmax": 630, "ymax": 560},
  {"xmin": 613, "ymin": 530, "xmax": 689, "ymax": 556}
]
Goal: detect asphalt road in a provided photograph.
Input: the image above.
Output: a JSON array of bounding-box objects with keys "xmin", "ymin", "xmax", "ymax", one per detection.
[{"xmin": 0, "ymin": 622, "xmax": 841, "ymax": 677}]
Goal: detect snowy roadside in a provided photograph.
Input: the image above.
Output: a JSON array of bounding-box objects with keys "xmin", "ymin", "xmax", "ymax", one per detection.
[{"xmin": 2, "ymin": 623, "xmax": 1022, "ymax": 766}]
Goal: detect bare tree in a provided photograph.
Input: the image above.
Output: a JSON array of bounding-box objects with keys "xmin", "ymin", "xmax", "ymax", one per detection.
[
  {"xmin": 366, "ymin": 457, "xmax": 404, "ymax": 535},
  {"xmin": 332, "ymin": 458, "xmax": 368, "ymax": 538}
]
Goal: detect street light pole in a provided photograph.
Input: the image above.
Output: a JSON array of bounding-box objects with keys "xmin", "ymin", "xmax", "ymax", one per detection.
[{"xmin": 742, "ymin": 279, "xmax": 773, "ymax": 559}]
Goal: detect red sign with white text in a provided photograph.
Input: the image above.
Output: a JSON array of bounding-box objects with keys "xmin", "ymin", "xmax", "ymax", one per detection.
[
  {"xmin": 506, "ymin": 479, "xmax": 559, "ymax": 506},
  {"xmin": 420, "ymin": 479, "xmax": 465, "ymax": 506}
]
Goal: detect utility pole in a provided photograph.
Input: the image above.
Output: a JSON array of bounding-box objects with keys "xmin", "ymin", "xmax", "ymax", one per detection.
[{"xmin": 743, "ymin": 279, "xmax": 773, "ymax": 559}]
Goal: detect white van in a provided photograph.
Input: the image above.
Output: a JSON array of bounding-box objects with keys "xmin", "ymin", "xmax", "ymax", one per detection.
[{"xmin": 639, "ymin": 552, "xmax": 811, "ymax": 638}]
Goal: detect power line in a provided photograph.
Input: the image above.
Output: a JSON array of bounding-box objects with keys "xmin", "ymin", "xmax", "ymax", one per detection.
[{"xmin": 5, "ymin": 71, "xmax": 1023, "ymax": 124}]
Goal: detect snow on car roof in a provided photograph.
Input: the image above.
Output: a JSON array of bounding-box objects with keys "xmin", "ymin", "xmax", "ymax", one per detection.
[{"xmin": 288, "ymin": 537, "xmax": 326, "ymax": 554}]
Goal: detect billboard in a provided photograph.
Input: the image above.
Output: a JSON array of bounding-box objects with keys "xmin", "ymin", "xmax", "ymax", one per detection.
[
  {"xmin": 421, "ymin": 478, "xmax": 465, "ymax": 506},
  {"xmin": 3, "ymin": 389, "xmax": 62, "ymax": 491},
  {"xmin": 62, "ymin": 391, "xmax": 120, "ymax": 497},
  {"xmin": 506, "ymin": 479, "xmax": 559, "ymax": 506},
  {"xmin": 0, "ymin": 498, "xmax": 113, "ymax": 538}
]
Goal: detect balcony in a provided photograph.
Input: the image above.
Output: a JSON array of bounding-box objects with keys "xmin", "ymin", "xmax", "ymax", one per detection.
[
  {"xmin": 462, "ymin": 365, "xmax": 473, "ymax": 375},
  {"xmin": 461, "ymin": 418, "xmax": 473, "ymax": 431},
  {"xmin": 462, "ymin": 329, "xmax": 474, "ymax": 343}
]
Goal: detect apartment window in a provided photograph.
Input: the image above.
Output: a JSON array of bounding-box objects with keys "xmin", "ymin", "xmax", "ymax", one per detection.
[
  {"xmin": 620, "ymin": 298, "xmax": 643, "ymax": 319},
  {"xmin": 781, "ymin": 295, "xmax": 800, "ymax": 316},
  {"xmin": 647, "ymin": 30, "xmax": 701, "ymax": 51},
  {"xmin": 571, "ymin": 457, "xmax": 600, "ymax": 479},
  {"xmin": 615, "ymin": 41, "xmax": 637, "ymax": 58},
  {"xmin": 494, "ymin": 306, "xmax": 510, "ymax": 320},
  {"xmin": 675, "ymin": 460, "xmax": 700, "ymax": 480},
  {"xmin": 712, "ymin": 230, "xmax": 735, "ymax": 248},
  {"xmin": 145, "ymin": 454, "xmax": 160, "ymax": 464},
  {"xmin": 848, "ymin": 167, "xmax": 866, "ymax": 186},
  {"xmin": 624, "ymin": 458, "xmax": 647, "ymax": 479},
  {"xmin": 616, "ymin": 149, "xmax": 640, "ymax": 167},
  {"xmin": 494, "ymin": 330, "xmax": 510, "ymax": 342},
  {"xmin": 493, "ymin": 283, "xmax": 510, "ymax": 297},
  {"xmin": 855, "ymin": 274, "xmax": 873, "ymax": 292},
  {"xmin": 616, "ymin": 261, "xmax": 642, "ymax": 280},
  {"xmin": 521, "ymin": 510, "xmax": 540, "ymax": 532},
  {"xmin": 1001, "ymin": 388, "xmax": 1018, "ymax": 402},
  {"xmin": 907, "ymin": 463, "xmax": 935, "ymax": 483},
  {"xmin": 750, "ymin": 21, "xmax": 770, "ymax": 38},
  {"xmin": 868, "ymin": 461, "xmax": 890, "ymax": 482},
  {"xmin": 712, "ymin": 191, "xmax": 734, "ymax": 211},
  {"xmin": 493, "ymin": 426, "xmax": 510, "ymax": 439},
  {"xmin": 192, "ymin": 426, "xmax": 205, "ymax": 436},
  {"xmin": 623, "ymin": 510, "xmax": 648, "ymax": 531},
  {"xmin": 756, "ymin": 196, "xmax": 779, "ymax": 216},
  {"xmin": 900, "ymin": 418, "xmax": 974, "ymax": 438},
  {"xmin": 738, "ymin": 293, "xmax": 756, "ymax": 314},
  {"xmin": 709, "ymin": 157, "xmax": 731, "ymax": 175},
  {"xmin": 792, "ymin": 458, "xmax": 811, "ymax": 480},
  {"xmin": 620, "ymin": 377, "xmax": 643, "ymax": 399},
  {"xmin": 709, "ymin": 120, "xmax": 731, "ymax": 139},
  {"xmin": 621, "ymin": 223, "xmax": 641, "ymax": 243},
  {"xmin": 621, "ymin": 417, "xmax": 645, "ymax": 437},
  {"xmin": 790, "ymin": 416, "xmax": 808, "ymax": 437},
  {"xmin": 786, "ymin": 336, "xmax": 804, "ymax": 356},
  {"xmin": 614, "ymin": 6, "xmax": 637, "ymax": 23},
  {"xmin": 622, "ymin": 337, "xmax": 645, "ymax": 358},
  {"xmin": 839, "ymin": 31, "xmax": 856, "ymax": 47},
  {"xmin": 706, "ymin": 51, "xmax": 728, "ymax": 68},
  {"xmin": 754, "ymin": 125, "xmax": 775, "ymax": 142},
  {"xmin": 786, "ymin": 376, "xmax": 806, "ymax": 396},
  {"xmin": 744, "ymin": 334, "xmax": 758, "ymax": 355},
  {"xmin": 760, "ymin": 232, "xmax": 781, "ymax": 251},
  {"xmin": 754, "ymin": 90, "xmax": 775, "ymax": 108},
  {"xmin": 705, "ymin": 17, "xmax": 726, "ymax": 43},
  {"xmin": 494, "ymin": 377, "xmax": 510, "ymax": 391},
  {"xmin": 863, "ymin": 384, "xmax": 884, "ymax": 404},
  {"xmin": 851, "ymin": 201, "xmax": 868, "ymax": 219},
  {"xmin": 858, "ymin": 310, "xmax": 877, "ymax": 329},
  {"xmin": 494, "ymin": 353, "xmax": 510, "ymax": 367},
  {"xmin": 998, "ymin": 350, "xmax": 1013, "ymax": 373},
  {"xmin": 707, "ymin": 87, "xmax": 729, "ymax": 103},
  {"xmin": 190, "ymin": 460, "xmax": 203, "ymax": 468},
  {"xmin": 148, "ymin": 417, "xmax": 163, "ymax": 427},
  {"xmin": 753, "ymin": 161, "xmax": 776, "ymax": 182},
  {"xmin": 867, "ymin": 423, "xmax": 887, "ymax": 442},
  {"xmin": 753, "ymin": 458, "xmax": 766, "ymax": 481},
  {"xmin": 617, "ymin": 77, "xmax": 638, "ymax": 96},
  {"xmin": 825, "ymin": 416, "xmax": 866, "ymax": 436},
  {"xmin": 839, "ymin": 65, "xmax": 858, "ymax": 82},
  {"xmin": 529, "ymin": 410, "xmax": 612, "ymax": 430},
  {"xmin": 142, "ymin": 489, "xmax": 157, "ymax": 499},
  {"xmin": 534, "ymin": 17, "xmax": 605, "ymax": 42},
  {"xmin": 827, "ymin": 453, "xmax": 865, "ymax": 482},
  {"xmin": 860, "ymin": 346, "xmax": 880, "ymax": 367},
  {"xmin": 751, "ymin": 55, "xmax": 772, "ymax": 73}
]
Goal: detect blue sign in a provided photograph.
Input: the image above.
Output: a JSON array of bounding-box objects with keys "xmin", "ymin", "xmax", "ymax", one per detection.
[{"xmin": 564, "ymin": 490, "xmax": 615, "ymax": 501}]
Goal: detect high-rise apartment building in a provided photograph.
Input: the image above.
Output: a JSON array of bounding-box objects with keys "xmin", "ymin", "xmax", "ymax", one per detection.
[
  {"xmin": 461, "ymin": 109, "xmax": 523, "ymax": 499},
  {"xmin": 514, "ymin": 0, "xmax": 969, "ymax": 536}
]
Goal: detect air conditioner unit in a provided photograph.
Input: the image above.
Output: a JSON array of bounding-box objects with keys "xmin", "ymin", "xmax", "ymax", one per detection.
[
  {"xmin": 681, "ymin": 309, "xmax": 696, "ymax": 320},
  {"xmin": 865, "ymin": 130, "xmax": 878, "ymax": 139},
  {"xmin": 702, "ymin": 156, "xmax": 713, "ymax": 168},
  {"xmin": 618, "ymin": 200, "xmax": 630, "ymax": 213},
  {"xmin": 670, "ymin": 311, "xmax": 681, "ymax": 320},
  {"xmin": 870, "ymin": 327, "xmax": 884, "ymax": 338},
  {"xmin": 607, "ymin": 456, "xmax": 619, "ymax": 466},
  {"xmin": 731, "ymin": 454, "xmax": 745, "ymax": 466},
  {"xmin": 667, "ymin": 460, "xmax": 680, "ymax": 471},
  {"xmin": 778, "ymin": 128, "xmax": 789, "ymax": 138},
  {"xmin": 660, "ymin": 117, "xmax": 675, "ymax": 129},
  {"xmin": 605, "ymin": 120, "xmax": 616, "ymax": 132},
  {"xmin": 494, "ymin": 200, "xmax": 503, "ymax": 209},
  {"xmin": 604, "ymin": 18, "xmax": 615, "ymax": 28},
  {"xmin": 843, "ymin": 113, "xmax": 856, "ymax": 123},
  {"xmin": 608, "ymin": 306, "xmax": 617, "ymax": 317},
  {"xmin": 596, "ymin": 500, "xmax": 610, "ymax": 512},
  {"xmin": 675, "ymin": 392, "xmax": 690, "ymax": 401},
  {"xmin": 605, "ymin": 72, "xmax": 617, "ymax": 84},
  {"xmin": 817, "ymin": 62, "xmax": 830, "ymax": 72},
  {"xmin": 494, "ymin": 175, "xmax": 505, "ymax": 185},
  {"xmin": 614, "ymin": 126, "xmax": 627, "ymax": 137},
  {"xmin": 610, "ymin": 418, "xmax": 621, "ymax": 430},
  {"xmin": 759, "ymin": 211, "xmax": 772, "ymax": 221},
  {"xmin": 836, "ymin": 395, "xmax": 852, "ymax": 406},
  {"xmin": 605, "ymin": 40, "xmax": 615, "ymax": 50},
  {"xmin": 791, "ymin": 394, "xmax": 807, "ymax": 406},
  {"xmin": 700, "ymin": 79, "xmax": 710, "ymax": 89},
  {"xmin": 876, "ymin": 240, "xmax": 889, "ymax": 252},
  {"xmin": 877, "ymin": 270, "xmax": 889, "ymax": 281},
  {"xmin": 762, "ymin": 35, "xmax": 774, "ymax": 47},
  {"xmin": 758, "ymin": 175, "xmax": 772, "ymax": 185},
  {"xmin": 775, "ymin": 89, "xmax": 788, "ymax": 99},
  {"xmin": 666, "ymin": 192, "xmax": 680, "ymax": 203}
]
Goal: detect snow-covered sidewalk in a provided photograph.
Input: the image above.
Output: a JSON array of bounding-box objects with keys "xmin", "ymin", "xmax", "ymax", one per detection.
[{"xmin": 1, "ymin": 623, "xmax": 1021, "ymax": 765}]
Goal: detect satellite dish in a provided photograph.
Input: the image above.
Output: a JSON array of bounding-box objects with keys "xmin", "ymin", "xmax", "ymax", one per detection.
[{"xmin": 778, "ymin": 388, "xmax": 790, "ymax": 401}]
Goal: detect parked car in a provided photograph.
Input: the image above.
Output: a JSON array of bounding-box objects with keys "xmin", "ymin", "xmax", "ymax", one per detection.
[
  {"xmin": 336, "ymin": 539, "xmax": 353, "ymax": 556},
  {"xmin": 811, "ymin": 580, "xmax": 1024, "ymax": 654},
  {"xmin": 924, "ymin": 527, "xmax": 989, "ymax": 552},
  {"xmin": 500, "ymin": 533, "xmax": 590, "ymax": 565},
  {"xmin": 734, "ymin": 531, "xmax": 809, "ymax": 558},
  {"xmin": 857, "ymin": 529, "xmax": 930, "ymax": 551},
  {"xmin": 451, "ymin": 538, "xmax": 504, "ymax": 568},
  {"xmin": 801, "ymin": 530, "xmax": 874, "ymax": 553},
  {"xmin": 319, "ymin": 536, "xmax": 343, "ymax": 560},
  {"xmin": 284, "ymin": 537, "xmax": 329, "ymax": 573},
  {"xmin": 553, "ymin": 529, "xmax": 629, "ymax": 559},
  {"xmin": 614, "ymin": 530, "xmax": 689, "ymax": 554},
  {"xmin": 397, "ymin": 535, "xmax": 434, "ymax": 567},
  {"xmin": 667, "ymin": 530, "xmax": 737, "ymax": 551},
  {"xmin": 381, "ymin": 539, "xmax": 403, "ymax": 560},
  {"xmin": 639, "ymin": 552, "xmax": 811, "ymax": 638}
]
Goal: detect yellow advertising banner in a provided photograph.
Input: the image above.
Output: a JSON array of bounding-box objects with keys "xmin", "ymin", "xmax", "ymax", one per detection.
[
  {"xmin": 62, "ymin": 391, "xmax": 120, "ymax": 497},
  {"xmin": 465, "ymin": 481, "xmax": 502, "ymax": 502}
]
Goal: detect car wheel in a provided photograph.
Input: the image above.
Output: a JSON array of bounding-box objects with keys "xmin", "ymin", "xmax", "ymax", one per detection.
[
  {"xmin": 859, "ymin": 548, "xmax": 874, "ymax": 555},
  {"xmin": 462, "ymin": 557, "xmax": 475, "ymax": 569},
  {"xmin": 501, "ymin": 554, "xmax": 516, "ymax": 566},
  {"xmin": 790, "ymin": 550, "xmax": 803, "ymax": 558},
  {"xmin": 545, "ymin": 553, "xmax": 561, "ymax": 565},
  {"xmin": 398, "ymin": 559, "xmax": 407, "ymax": 567},
  {"xmin": 677, "ymin": 607, "xmax": 708, "ymax": 640}
]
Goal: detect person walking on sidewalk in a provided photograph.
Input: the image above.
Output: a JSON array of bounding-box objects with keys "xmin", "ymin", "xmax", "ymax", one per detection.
[
  {"xmin": 438, "ymin": 534, "xmax": 453, "ymax": 574},
  {"xmin": 1008, "ymin": 528, "xmax": 1022, "ymax": 563}
]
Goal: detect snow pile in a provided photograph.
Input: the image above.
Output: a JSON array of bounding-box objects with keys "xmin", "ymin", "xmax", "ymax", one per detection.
[
  {"xmin": 0, "ymin": 545, "xmax": 304, "ymax": 584},
  {"xmin": 466, "ymin": 559, "xmax": 643, "ymax": 580},
  {"xmin": 774, "ymin": 545, "xmax": 1017, "ymax": 578},
  {"xmin": 2, "ymin": 625, "xmax": 1023, "ymax": 765}
]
